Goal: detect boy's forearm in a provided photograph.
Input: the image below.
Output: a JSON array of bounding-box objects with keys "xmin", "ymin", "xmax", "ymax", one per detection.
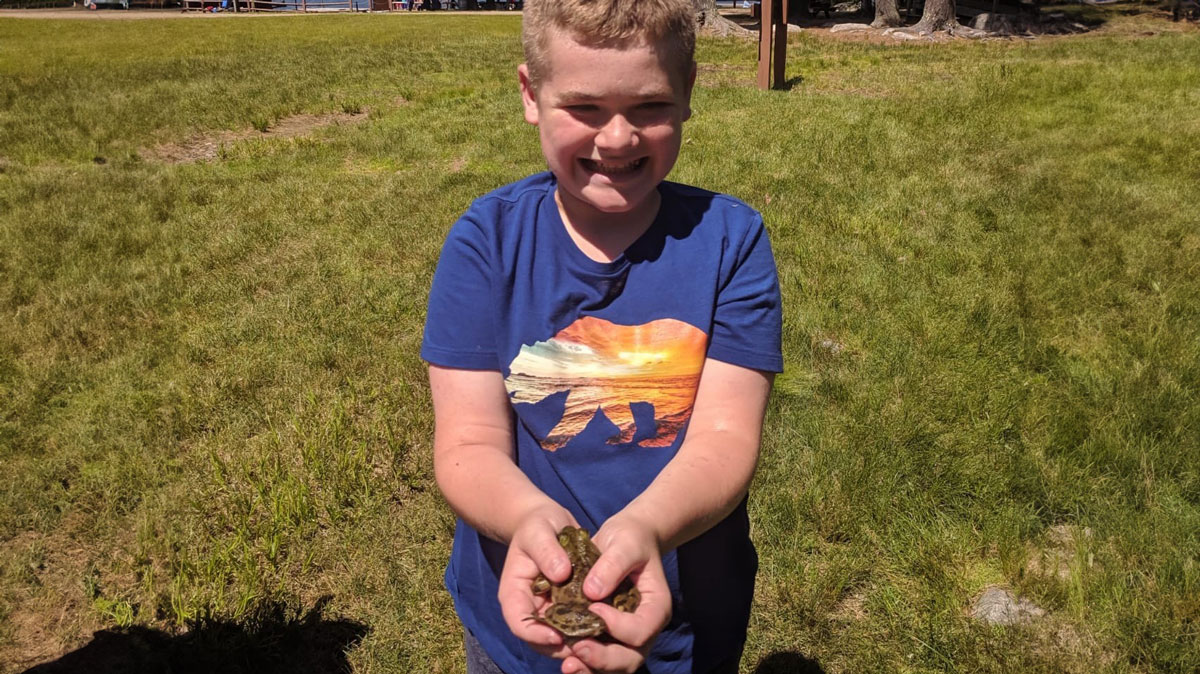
[
  {"xmin": 618, "ymin": 427, "xmax": 760, "ymax": 552},
  {"xmin": 615, "ymin": 360, "xmax": 773, "ymax": 552},
  {"xmin": 434, "ymin": 442, "xmax": 561, "ymax": 544},
  {"xmin": 429, "ymin": 364, "xmax": 564, "ymax": 544}
]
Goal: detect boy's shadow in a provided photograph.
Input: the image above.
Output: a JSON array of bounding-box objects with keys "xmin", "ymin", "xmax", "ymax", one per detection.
[
  {"xmin": 21, "ymin": 596, "xmax": 368, "ymax": 674},
  {"xmin": 752, "ymin": 651, "xmax": 826, "ymax": 673}
]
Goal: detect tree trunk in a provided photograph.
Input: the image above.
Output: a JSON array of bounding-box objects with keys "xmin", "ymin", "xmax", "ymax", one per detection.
[
  {"xmin": 912, "ymin": 0, "xmax": 959, "ymax": 31},
  {"xmin": 871, "ymin": 0, "xmax": 902, "ymax": 27},
  {"xmin": 692, "ymin": 0, "xmax": 754, "ymax": 36}
]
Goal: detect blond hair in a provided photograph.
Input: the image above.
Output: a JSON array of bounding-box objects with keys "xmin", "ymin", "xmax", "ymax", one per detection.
[{"xmin": 522, "ymin": 0, "xmax": 696, "ymax": 88}]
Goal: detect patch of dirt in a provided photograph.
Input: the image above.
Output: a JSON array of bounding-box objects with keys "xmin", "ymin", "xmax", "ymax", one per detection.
[
  {"xmin": 831, "ymin": 588, "xmax": 868, "ymax": 621},
  {"xmin": 726, "ymin": 5, "xmax": 1198, "ymax": 44},
  {"xmin": 140, "ymin": 110, "xmax": 368, "ymax": 164},
  {"xmin": 814, "ymin": 24, "xmax": 932, "ymax": 44},
  {"xmin": 1029, "ymin": 616, "xmax": 1119, "ymax": 668},
  {"xmin": 696, "ymin": 62, "xmax": 756, "ymax": 87},
  {"xmin": 0, "ymin": 7, "xmax": 286, "ymax": 20},
  {"xmin": 0, "ymin": 7, "xmax": 533, "ymax": 19},
  {"xmin": 0, "ymin": 529, "xmax": 103, "ymax": 673},
  {"xmin": 1025, "ymin": 524, "xmax": 1093, "ymax": 581},
  {"xmin": 803, "ymin": 17, "xmax": 1100, "ymax": 43}
]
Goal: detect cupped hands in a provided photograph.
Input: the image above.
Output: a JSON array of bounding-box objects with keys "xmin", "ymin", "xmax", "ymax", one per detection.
[{"xmin": 558, "ymin": 512, "xmax": 672, "ymax": 674}]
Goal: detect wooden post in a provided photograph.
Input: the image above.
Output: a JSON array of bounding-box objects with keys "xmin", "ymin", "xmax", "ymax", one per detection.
[
  {"xmin": 302, "ymin": 0, "xmax": 307, "ymax": 11},
  {"xmin": 757, "ymin": 0, "xmax": 774, "ymax": 90},
  {"xmin": 773, "ymin": 0, "xmax": 788, "ymax": 88},
  {"xmin": 757, "ymin": 0, "xmax": 788, "ymax": 90}
]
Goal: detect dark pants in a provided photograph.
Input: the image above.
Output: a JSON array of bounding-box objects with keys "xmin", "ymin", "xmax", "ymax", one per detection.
[
  {"xmin": 464, "ymin": 628, "xmax": 741, "ymax": 674},
  {"xmin": 465, "ymin": 628, "xmax": 509, "ymax": 674}
]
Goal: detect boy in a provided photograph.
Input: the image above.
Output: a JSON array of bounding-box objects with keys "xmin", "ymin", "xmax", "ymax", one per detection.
[{"xmin": 421, "ymin": 0, "xmax": 782, "ymax": 671}]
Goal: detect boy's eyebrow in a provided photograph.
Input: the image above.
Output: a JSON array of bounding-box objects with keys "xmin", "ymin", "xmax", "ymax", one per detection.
[{"xmin": 555, "ymin": 90, "xmax": 676, "ymax": 102}]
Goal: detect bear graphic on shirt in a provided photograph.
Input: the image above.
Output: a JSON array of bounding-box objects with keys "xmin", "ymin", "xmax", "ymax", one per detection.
[{"xmin": 505, "ymin": 317, "xmax": 708, "ymax": 451}]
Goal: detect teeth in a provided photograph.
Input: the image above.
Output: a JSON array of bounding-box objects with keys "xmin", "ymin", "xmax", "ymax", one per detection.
[{"xmin": 588, "ymin": 158, "xmax": 643, "ymax": 173}]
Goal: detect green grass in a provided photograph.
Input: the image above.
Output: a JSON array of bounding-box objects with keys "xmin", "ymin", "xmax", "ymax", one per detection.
[{"xmin": 1, "ymin": 9, "xmax": 1198, "ymax": 673}]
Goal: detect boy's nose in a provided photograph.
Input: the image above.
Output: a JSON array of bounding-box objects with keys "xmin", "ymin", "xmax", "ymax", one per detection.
[{"xmin": 595, "ymin": 114, "xmax": 637, "ymax": 151}]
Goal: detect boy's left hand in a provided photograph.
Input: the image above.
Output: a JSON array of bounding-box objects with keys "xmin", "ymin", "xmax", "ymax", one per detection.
[{"xmin": 558, "ymin": 514, "xmax": 671, "ymax": 674}]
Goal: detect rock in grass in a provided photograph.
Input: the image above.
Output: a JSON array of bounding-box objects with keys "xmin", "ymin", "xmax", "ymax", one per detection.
[
  {"xmin": 972, "ymin": 12, "xmax": 1017, "ymax": 33},
  {"xmin": 830, "ymin": 23, "xmax": 873, "ymax": 32},
  {"xmin": 971, "ymin": 586, "xmax": 1045, "ymax": 625}
]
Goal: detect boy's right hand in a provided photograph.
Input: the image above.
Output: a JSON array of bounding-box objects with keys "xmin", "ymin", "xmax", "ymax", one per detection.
[{"xmin": 498, "ymin": 505, "xmax": 578, "ymax": 659}]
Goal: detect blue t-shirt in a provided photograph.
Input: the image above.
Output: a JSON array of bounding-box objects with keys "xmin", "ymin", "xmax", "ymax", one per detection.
[{"xmin": 421, "ymin": 172, "xmax": 783, "ymax": 674}]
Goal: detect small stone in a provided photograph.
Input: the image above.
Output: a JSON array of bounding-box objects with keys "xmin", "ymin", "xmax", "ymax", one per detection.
[
  {"xmin": 817, "ymin": 338, "xmax": 846, "ymax": 355},
  {"xmin": 830, "ymin": 22, "xmax": 872, "ymax": 33},
  {"xmin": 972, "ymin": 12, "xmax": 1016, "ymax": 33},
  {"xmin": 971, "ymin": 586, "xmax": 1045, "ymax": 625}
]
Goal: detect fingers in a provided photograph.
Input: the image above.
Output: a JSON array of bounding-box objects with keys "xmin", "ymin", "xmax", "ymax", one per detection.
[
  {"xmin": 563, "ymin": 638, "xmax": 647, "ymax": 674},
  {"xmin": 560, "ymin": 655, "xmax": 592, "ymax": 674},
  {"xmin": 497, "ymin": 589, "xmax": 560, "ymax": 652},
  {"xmin": 582, "ymin": 544, "xmax": 637, "ymax": 601},
  {"xmin": 497, "ymin": 508, "xmax": 578, "ymax": 657},
  {"xmin": 499, "ymin": 558, "xmax": 568, "ymax": 652},
  {"xmin": 586, "ymin": 518, "xmax": 658, "ymax": 601},
  {"xmin": 590, "ymin": 593, "xmax": 669, "ymax": 650},
  {"xmin": 523, "ymin": 521, "xmax": 574, "ymax": 584}
]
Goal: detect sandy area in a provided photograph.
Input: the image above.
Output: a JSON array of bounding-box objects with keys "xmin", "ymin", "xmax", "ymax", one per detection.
[
  {"xmin": 1, "ymin": 7, "xmax": 280, "ymax": 18},
  {"xmin": 0, "ymin": 6, "xmax": 520, "ymax": 18}
]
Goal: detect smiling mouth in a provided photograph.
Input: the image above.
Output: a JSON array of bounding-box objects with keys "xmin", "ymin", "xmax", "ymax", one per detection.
[{"xmin": 581, "ymin": 157, "xmax": 647, "ymax": 176}]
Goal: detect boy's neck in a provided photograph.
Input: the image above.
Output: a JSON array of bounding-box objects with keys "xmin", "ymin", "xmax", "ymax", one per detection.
[{"xmin": 554, "ymin": 187, "xmax": 662, "ymax": 264}]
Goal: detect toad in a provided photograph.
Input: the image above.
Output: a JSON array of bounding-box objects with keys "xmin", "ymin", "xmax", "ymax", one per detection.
[{"xmin": 526, "ymin": 526, "xmax": 641, "ymax": 639}]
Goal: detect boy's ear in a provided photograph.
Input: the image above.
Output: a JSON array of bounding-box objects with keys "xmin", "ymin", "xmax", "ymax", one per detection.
[
  {"xmin": 518, "ymin": 63, "xmax": 540, "ymax": 126},
  {"xmin": 682, "ymin": 62, "xmax": 697, "ymax": 122}
]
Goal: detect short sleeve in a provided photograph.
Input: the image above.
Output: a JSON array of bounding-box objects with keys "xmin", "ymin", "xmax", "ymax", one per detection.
[
  {"xmin": 706, "ymin": 217, "xmax": 784, "ymax": 373},
  {"xmin": 420, "ymin": 213, "xmax": 501, "ymax": 370}
]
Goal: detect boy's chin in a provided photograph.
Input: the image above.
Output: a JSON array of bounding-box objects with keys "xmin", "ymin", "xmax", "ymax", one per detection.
[{"xmin": 570, "ymin": 186, "xmax": 655, "ymax": 215}]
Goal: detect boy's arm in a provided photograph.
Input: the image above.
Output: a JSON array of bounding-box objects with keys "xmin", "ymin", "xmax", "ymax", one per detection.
[
  {"xmin": 429, "ymin": 364, "xmax": 595, "ymax": 657},
  {"xmin": 562, "ymin": 358, "xmax": 771, "ymax": 673},
  {"xmin": 598, "ymin": 357, "xmax": 772, "ymax": 555},
  {"xmin": 429, "ymin": 364, "xmax": 564, "ymax": 542},
  {"xmin": 429, "ymin": 362, "xmax": 771, "ymax": 552},
  {"xmin": 616, "ymin": 357, "xmax": 773, "ymax": 551}
]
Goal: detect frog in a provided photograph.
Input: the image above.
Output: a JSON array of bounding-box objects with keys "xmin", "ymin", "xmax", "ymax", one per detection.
[{"xmin": 526, "ymin": 526, "xmax": 641, "ymax": 639}]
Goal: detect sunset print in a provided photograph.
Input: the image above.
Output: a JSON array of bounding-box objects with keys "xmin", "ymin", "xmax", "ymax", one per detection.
[{"xmin": 506, "ymin": 317, "xmax": 708, "ymax": 451}]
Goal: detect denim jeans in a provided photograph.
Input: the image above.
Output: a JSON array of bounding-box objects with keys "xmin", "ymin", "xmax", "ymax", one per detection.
[
  {"xmin": 463, "ymin": 628, "xmax": 742, "ymax": 674},
  {"xmin": 465, "ymin": 628, "xmax": 508, "ymax": 674}
]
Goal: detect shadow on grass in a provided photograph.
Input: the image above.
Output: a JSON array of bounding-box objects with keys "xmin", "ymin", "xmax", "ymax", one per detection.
[
  {"xmin": 778, "ymin": 75, "xmax": 807, "ymax": 91},
  {"xmin": 20, "ymin": 596, "xmax": 368, "ymax": 674},
  {"xmin": 753, "ymin": 651, "xmax": 826, "ymax": 673}
]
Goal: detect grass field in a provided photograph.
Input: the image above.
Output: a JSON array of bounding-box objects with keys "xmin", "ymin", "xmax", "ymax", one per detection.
[{"xmin": 1, "ymin": 6, "xmax": 1199, "ymax": 672}]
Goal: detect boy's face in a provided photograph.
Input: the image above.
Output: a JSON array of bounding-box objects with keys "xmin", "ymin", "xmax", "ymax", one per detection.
[{"xmin": 519, "ymin": 31, "xmax": 696, "ymax": 221}]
